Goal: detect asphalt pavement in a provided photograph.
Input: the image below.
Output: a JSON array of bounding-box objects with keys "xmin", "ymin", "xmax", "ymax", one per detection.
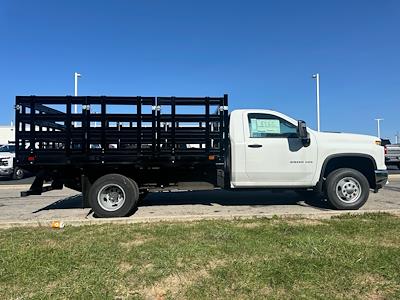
[
  {"xmin": 0, "ymin": 176, "xmax": 35, "ymax": 185},
  {"xmin": 0, "ymin": 175, "xmax": 399, "ymax": 227}
]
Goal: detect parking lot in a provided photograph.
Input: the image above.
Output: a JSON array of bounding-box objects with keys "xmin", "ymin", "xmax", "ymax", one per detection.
[{"xmin": 0, "ymin": 172, "xmax": 399, "ymax": 227}]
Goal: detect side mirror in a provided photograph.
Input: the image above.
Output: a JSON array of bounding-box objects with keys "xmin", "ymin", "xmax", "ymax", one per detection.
[{"xmin": 297, "ymin": 120, "xmax": 310, "ymax": 147}]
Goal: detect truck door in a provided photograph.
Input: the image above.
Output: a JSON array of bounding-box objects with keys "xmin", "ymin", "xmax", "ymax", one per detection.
[{"xmin": 243, "ymin": 112, "xmax": 317, "ymax": 186}]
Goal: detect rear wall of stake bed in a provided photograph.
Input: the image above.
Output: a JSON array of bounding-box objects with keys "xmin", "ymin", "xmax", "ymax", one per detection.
[{"xmin": 15, "ymin": 95, "xmax": 229, "ymax": 167}]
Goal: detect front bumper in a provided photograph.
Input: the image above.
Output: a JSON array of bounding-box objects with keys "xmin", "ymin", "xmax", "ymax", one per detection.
[
  {"xmin": 375, "ymin": 170, "xmax": 388, "ymax": 190},
  {"xmin": 0, "ymin": 167, "xmax": 13, "ymax": 176}
]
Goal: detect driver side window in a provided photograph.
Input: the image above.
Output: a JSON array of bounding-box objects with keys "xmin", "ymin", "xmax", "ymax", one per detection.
[{"xmin": 248, "ymin": 113, "xmax": 298, "ymax": 138}]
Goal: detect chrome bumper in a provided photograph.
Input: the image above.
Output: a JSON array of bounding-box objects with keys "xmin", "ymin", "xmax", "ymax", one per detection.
[{"xmin": 0, "ymin": 167, "xmax": 13, "ymax": 176}]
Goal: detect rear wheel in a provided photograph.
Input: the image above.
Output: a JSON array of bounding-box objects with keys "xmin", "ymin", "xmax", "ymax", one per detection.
[
  {"xmin": 326, "ymin": 168, "xmax": 369, "ymax": 210},
  {"xmin": 89, "ymin": 174, "xmax": 139, "ymax": 218}
]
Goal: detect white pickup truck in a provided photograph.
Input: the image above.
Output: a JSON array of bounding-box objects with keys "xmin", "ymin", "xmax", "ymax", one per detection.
[
  {"xmin": 229, "ymin": 110, "xmax": 387, "ymax": 209},
  {"xmin": 16, "ymin": 95, "xmax": 388, "ymax": 217},
  {"xmin": 0, "ymin": 144, "xmax": 25, "ymax": 180}
]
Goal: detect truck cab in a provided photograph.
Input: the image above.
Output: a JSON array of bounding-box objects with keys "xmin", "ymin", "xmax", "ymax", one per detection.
[{"xmin": 229, "ymin": 109, "xmax": 387, "ymax": 209}]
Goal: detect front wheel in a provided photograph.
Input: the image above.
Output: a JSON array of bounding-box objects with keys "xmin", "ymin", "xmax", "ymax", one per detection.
[
  {"xmin": 12, "ymin": 167, "xmax": 25, "ymax": 180},
  {"xmin": 88, "ymin": 174, "xmax": 139, "ymax": 218},
  {"xmin": 326, "ymin": 168, "xmax": 370, "ymax": 210}
]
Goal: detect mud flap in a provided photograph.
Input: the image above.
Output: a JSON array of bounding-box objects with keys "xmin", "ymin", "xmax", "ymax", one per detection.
[{"xmin": 81, "ymin": 174, "xmax": 92, "ymax": 208}]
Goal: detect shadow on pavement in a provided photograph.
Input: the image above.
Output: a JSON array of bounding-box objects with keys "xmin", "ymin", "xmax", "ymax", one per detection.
[
  {"xmin": 34, "ymin": 189, "xmax": 332, "ymax": 213},
  {"xmin": 383, "ymin": 186, "xmax": 400, "ymax": 192},
  {"xmin": 142, "ymin": 189, "xmax": 331, "ymax": 210},
  {"xmin": 33, "ymin": 195, "xmax": 83, "ymax": 213}
]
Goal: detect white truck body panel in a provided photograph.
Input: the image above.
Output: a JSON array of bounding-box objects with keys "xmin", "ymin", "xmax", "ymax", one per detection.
[{"xmin": 0, "ymin": 125, "xmax": 14, "ymax": 145}]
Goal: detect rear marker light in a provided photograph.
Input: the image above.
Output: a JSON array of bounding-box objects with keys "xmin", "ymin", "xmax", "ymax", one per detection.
[{"xmin": 27, "ymin": 155, "xmax": 36, "ymax": 162}]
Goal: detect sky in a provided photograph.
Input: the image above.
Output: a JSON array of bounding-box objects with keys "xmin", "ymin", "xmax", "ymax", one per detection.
[{"xmin": 1, "ymin": 0, "xmax": 399, "ymax": 139}]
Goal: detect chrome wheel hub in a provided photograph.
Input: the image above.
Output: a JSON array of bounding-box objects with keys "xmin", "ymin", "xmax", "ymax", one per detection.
[
  {"xmin": 336, "ymin": 177, "xmax": 362, "ymax": 204},
  {"xmin": 97, "ymin": 184, "xmax": 126, "ymax": 211}
]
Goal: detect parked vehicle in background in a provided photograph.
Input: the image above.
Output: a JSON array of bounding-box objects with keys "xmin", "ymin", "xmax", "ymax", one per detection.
[
  {"xmin": 384, "ymin": 140, "xmax": 400, "ymax": 169},
  {"xmin": 0, "ymin": 144, "xmax": 25, "ymax": 179},
  {"xmin": 15, "ymin": 95, "xmax": 387, "ymax": 217},
  {"xmin": 381, "ymin": 139, "xmax": 391, "ymax": 147}
]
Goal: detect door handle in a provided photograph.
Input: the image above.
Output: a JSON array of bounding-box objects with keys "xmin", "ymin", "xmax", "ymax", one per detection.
[{"xmin": 248, "ymin": 144, "xmax": 263, "ymax": 148}]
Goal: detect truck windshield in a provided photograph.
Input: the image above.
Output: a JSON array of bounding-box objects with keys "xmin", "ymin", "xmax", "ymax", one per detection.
[{"xmin": 0, "ymin": 145, "xmax": 15, "ymax": 153}]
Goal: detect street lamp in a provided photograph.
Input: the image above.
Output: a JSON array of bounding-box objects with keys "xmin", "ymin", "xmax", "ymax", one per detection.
[
  {"xmin": 74, "ymin": 72, "xmax": 81, "ymax": 114},
  {"xmin": 374, "ymin": 118, "xmax": 383, "ymax": 138},
  {"xmin": 312, "ymin": 73, "xmax": 320, "ymax": 132}
]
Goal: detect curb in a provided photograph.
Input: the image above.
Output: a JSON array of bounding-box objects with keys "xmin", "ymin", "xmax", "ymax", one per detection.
[{"xmin": 0, "ymin": 209, "xmax": 399, "ymax": 229}]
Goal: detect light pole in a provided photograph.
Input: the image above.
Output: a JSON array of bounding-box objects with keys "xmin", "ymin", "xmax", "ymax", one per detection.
[
  {"xmin": 374, "ymin": 118, "xmax": 383, "ymax": 138},
  {"xmin": 312, "ymin": 73, "xmax": 320, "ymax": 131},
  {"xmin": 74, "ymin": 72, "xmax": 81, "ymax": 114}
]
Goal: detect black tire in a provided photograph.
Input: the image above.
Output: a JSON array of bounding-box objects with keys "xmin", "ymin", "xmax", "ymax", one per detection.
[
  {"xmin": 88, "ymin": 174, "xmax": 139, "ymax": 218},
  {"xmin": 326, "ymin": 168, "xmax": 369, "ymax": 210},
  {"xmin": 12, "ymin": 167, "xmax": 25, "ymax": 180},
  {"xmin": 129, "ymin": 178, "xmax": 148, "ymax": 204}
]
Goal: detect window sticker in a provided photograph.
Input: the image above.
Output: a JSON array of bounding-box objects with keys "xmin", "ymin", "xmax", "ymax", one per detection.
[
  {"xmin": 250, "ymin": 118, "xmax": 258, "ymax": 133},
  {"xmin": 250, "ymin": 118, "xmax": 281, "ymax": 134}
]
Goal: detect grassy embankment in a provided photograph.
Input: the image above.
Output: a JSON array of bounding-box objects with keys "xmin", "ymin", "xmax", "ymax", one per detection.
[{"xmin": 0, "ymin": 213, "xmax": 399, "ymax": 299}]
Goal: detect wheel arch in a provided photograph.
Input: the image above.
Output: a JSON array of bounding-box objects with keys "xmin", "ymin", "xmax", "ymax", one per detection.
[{"xmin": 318, "ymin": 154, "xmax": 377, "ymax": 190}]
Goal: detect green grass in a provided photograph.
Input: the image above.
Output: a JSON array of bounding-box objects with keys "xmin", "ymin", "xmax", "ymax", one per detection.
[{"xmin": 1, "ymin": 213, "xmax": 400, "ymax": 299}]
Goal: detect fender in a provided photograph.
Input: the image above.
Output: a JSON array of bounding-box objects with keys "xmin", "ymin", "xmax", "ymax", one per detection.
[{"xmin": 316, "ymin": 153, "xmax": 377, "ymax": 193}]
